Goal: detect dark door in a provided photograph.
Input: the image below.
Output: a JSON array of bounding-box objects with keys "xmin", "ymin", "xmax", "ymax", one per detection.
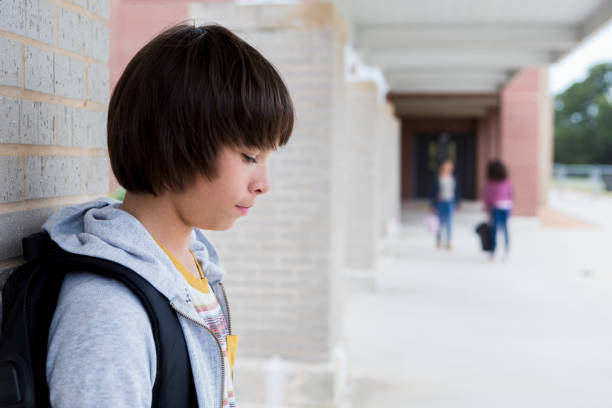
[{"xmin": 414, "ymin": 132, "xmax": 475, "ymax": 200}]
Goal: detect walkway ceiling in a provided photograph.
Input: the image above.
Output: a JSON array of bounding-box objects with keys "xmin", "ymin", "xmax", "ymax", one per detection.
[{"xmin": 334, "ymin": 0, "xmax": 612, "ymax": 115}]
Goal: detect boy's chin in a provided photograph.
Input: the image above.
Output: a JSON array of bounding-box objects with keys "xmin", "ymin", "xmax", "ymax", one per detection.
[{"xmin": 200, "ymin": 219, "xmax": 237, "ymax": 231}]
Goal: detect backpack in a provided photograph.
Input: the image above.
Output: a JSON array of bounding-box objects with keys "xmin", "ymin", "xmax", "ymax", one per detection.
[
  {"xmin": 0, "ymin": 232, "xmax": 197, "ymax": 407},
  {"xmin": 475, "ymin": 222, "xmax": 493, "ymax": 252}
]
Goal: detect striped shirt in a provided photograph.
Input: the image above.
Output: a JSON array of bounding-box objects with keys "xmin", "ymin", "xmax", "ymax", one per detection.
[{"xmin": 154, "ymin": 238, "xmax": 237, "ymax": 408}]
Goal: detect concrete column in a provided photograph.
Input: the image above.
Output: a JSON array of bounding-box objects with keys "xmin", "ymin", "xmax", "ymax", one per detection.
[
  {"xmin": 400, "ymin": 122, "xmax": 415, "ymax": 202},
  {"xmin": 189, "ymin": 3, "xmax": 348, "ymax": 407},
  {"xmin": 500, "ymin": 68, "xmax": 549, "ymax": 216},
  {"xmin": 343, "ymin": 81, "xmax": 379, "ymax": 277},
  {"xmin": 389, "ymin": 114, "xmax": 401, "ymax": 231},
  {"xmin": 376, "ymin": 102, "xmax": 400, "ymax": 239},
  {"xmin": 0, "ymin": 0, "xmax": 110, "ymax": 280},
  {"xmin": 537, "ymin": 67, "xmax": 553, "ymax": 208}
]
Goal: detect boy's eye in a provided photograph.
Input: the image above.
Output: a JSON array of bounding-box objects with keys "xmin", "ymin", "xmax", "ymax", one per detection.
[{"xmin": 242, "ymin": 153, "xmax": 257, "ymax": 164}]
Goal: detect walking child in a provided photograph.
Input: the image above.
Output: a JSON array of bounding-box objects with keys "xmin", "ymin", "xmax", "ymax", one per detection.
[
  {"xmin": 430, "ymin": 159, "xmax": 461, "ymax": 249},
  {"xmin": 483, "ymin": 159, "xmax": 513, "ymax": 258}
]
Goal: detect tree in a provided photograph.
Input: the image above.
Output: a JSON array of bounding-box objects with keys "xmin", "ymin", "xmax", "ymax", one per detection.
[{"xmin": 554, "ymin": 63, "xmax": 612, "ymax": 164}]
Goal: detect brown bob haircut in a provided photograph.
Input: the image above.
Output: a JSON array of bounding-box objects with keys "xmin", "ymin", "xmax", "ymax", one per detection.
[{"xmin": 108, "ymin": 23, "xmax": 294, "ymax": 195}]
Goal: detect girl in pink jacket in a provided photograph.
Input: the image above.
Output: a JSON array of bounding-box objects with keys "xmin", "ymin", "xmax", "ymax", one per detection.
[{"xmin": 483, "ymin": 160, "xmax": 513, "ymax": 255}]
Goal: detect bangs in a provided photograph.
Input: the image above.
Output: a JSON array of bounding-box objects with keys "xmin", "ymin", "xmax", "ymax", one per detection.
[{"xmin": 192, "ymin": 27, "xmax": 294, "ymax": 152}]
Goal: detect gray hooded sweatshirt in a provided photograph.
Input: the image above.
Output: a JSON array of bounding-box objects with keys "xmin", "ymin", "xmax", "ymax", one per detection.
[{"xmin": 42, "ymin": 198, "xmax": 229, "ymax": 408}]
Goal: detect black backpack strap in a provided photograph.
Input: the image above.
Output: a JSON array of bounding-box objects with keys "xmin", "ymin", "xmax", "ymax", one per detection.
[
  {"xmin": 21, "ymin": 232, "xmax": 60, "ymax": 262},
  {"xmin": 48, "ymin": 255, "xmax": 198, "ymax": 408},
  {"xmin": 1, "ymin": 233, "xmax": 197, "ymax": 408}
]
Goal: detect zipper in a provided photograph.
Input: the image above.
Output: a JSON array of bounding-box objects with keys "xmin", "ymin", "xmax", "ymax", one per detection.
[
  {"xmin": 170, "ymin": 302, "xmax": 225, "ymax": 408},
  {"xmin": 218, "ymin": 282, "xmax": 232, "ymax": 334}
]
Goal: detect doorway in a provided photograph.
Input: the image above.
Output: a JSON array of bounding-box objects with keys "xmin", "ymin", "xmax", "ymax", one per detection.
[{"xmin": 414, "ymin": 132, "xmax": 476, "ymax": 200}]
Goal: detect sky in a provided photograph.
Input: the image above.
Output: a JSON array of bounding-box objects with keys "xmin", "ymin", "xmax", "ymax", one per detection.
[{"xmin": 549, "ymin": 20, "xmax": 612, "ymax": 95}]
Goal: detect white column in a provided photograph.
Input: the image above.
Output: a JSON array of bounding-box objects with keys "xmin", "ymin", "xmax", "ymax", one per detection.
[
  {"xmin": 343, "ymin": 81, "xmax": 379, "ymax": 279},
  {"xmin": 189, "ymin": 3, "xmax": 348, "ymax": 407}
]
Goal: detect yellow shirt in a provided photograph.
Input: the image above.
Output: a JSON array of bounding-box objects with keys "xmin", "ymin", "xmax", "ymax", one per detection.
[{"xmin": 153, "ymin": 237, "xmax": 238, "ymax": 407}]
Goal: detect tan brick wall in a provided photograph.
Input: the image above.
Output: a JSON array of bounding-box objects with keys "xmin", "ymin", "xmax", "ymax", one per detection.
[
  {"xmin": 376, "ymin": 102, "xmax": 400, "ymax": 239},
  {"xmin": 188, "ymin": 3, "xmax": 348, "ymax": 406},
  {"xmin": 0, "ymin": 0, "xmax": 110, "ymax": 277},
  {"xmin": 537, "ymin": 67, "xmax": 553, "ymax": 208},
  {"xmin": 343, "ymin": 81, "xmax": 379, "ymax": 270},
  {"xmin": 189, "ymin": 0, "xmax": 347, "ymax": 359}
]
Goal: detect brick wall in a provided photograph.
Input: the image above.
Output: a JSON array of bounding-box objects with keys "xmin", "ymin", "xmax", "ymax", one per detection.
[
  {"xmin": 500, "ymin": 68, "xmax": 546, "ymax": 216},
  {"xmin": 189, "ymin": 1, "xmax": 346, "ymax": 359},
  {"xmin": 343, "ymin": 81, "xmax": 379, "ymax": 271},
  {"xmin": 537, "ymin": 67, "xmax": 553, "ymax": 208},
  {"xmin": 189, "ymin": 3, "xmax": 347, "ymax": 406},
  {"xmin": 376, "ymin": 102, "xmax": 400, "ymax": 238},
  {"xmin": 0, "ymin": 0, "xmax": 110, "ymax": 278}
]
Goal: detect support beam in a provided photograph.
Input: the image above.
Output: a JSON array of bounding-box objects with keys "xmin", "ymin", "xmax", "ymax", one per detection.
[
  {"xmin": 385, "ymin": 69, "xmax": 513, "ymax": 84},
  {"xmin": 385, "ymin": 69, "xmax": 514, "ymax": 94},
  {"xmin": 365, "ymin": 49, "xmax": 554, "ymax": 70},
  {"xmin": 395, "ymin": 105, "xmax": 490, "ymax": 117},
  {"xmin": 390, "ymin": 82, "xmax": 501, "ymax": 94},
  {"xmin": 356, "ymin": 24, "xmax": 579, "ymax": 52},
  {"xmin": 389, "ymin": 94, "xmax": 498, "ymax": 118}
]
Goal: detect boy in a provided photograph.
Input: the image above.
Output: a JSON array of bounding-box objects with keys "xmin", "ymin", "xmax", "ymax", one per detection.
[{"xmin": 42, "ymin": 24, "xmax": 294, "ymax": 407}]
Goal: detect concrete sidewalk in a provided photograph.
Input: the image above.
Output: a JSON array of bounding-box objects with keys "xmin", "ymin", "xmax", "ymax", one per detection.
[{"xmin": 342, "ymin": 194, "xmax": 612, "ymax": 407}]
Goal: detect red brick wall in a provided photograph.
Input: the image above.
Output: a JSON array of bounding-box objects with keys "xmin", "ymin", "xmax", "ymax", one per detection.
[
  {"xmin": 109, "ymin": 0, "xmax": 193, "ymax": 89},
  {"xmin": 108, "ymin": 0, "xmax": 190, "ymax": 191},
  {"xmin": 499, "ymin": 68, "xmax": 543, "ymax": 216}
]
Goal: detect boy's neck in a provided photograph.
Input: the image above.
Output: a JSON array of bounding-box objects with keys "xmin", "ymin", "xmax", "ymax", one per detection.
[{"xmin": 121, "ymin": 191, "xmax": 193, "ymax": 258}]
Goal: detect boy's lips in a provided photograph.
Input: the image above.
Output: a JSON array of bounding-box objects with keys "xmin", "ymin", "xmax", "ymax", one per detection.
[{"xmin": 236, "ymin": 205, "xmax": 251, "ymax": 215}]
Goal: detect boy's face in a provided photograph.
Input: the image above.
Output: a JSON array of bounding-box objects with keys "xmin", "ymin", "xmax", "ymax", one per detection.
[{"xmin": 169, "ymin": 145, "xmax": 272, "ymax": 230}]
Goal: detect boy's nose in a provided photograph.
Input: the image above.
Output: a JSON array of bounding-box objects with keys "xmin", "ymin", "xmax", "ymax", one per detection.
[
  {"xmin": 250, "ymin": 167, "xmax": 270, "ymax": 195},
  {"xmin": 251, "ymin": 180, "xmax": 270, "ymax": 195}
]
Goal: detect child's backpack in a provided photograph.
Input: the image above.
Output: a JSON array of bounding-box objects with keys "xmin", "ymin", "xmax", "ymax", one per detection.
[
  {"xmin": 475, "ymin": 222, "xmax": 494, "ymax": 252},
  {"xmin": 0, "ymin": 232, "xmax": 197, "ymax": 408}
]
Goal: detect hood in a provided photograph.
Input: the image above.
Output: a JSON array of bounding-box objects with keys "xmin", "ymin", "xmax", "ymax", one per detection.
[{"xmin": 42, "ymin": 198, "xmax": 225, "ymax": 302}]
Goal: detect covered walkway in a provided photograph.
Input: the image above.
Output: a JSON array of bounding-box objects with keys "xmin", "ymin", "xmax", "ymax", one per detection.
[{"xmin": 344, "ymin": 193, "xmax": 612, "ymax": 407}]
